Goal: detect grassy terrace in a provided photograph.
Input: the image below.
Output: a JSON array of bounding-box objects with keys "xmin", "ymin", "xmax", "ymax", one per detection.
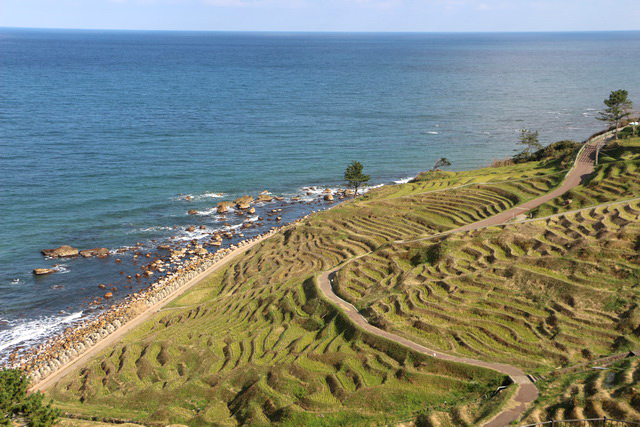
[
  {"xmin": 47, "ymin": 143, "xmax": 640, "ymax": 425},
  {"xmin": 531, "ymin": 137, "xmax": 640, "ymax": 218},
  {"xmin": 336, "ymin": 199, "xmax": 640, "ymax": 371},
  {"xmin": 523, "ymin": 357, "xmax": 640, "ymax": 423},
  {"xmin": 46, "ymin": 159, "xmax": 569, "ymax": 425}
]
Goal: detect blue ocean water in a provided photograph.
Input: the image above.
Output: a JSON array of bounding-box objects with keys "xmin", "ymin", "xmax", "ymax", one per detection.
[{"xmin": 1, "ymin": 28, "xmax": 639, "ymax": 361}]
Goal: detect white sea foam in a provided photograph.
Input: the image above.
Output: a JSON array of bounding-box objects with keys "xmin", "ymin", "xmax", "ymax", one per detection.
[
  {"xmin": 426, "ymin": 131, "xmax": 439, "ymax": 135},
  {"xmin": 52, "ymin": 264, "xmax": 70, "ymax": 274},
  {"xmin": 0, "ymin": 311, "xmax": 83, "ymax": 356},
  {"xmin": 175, "ymin": 192, "xmax": 225, "ymax": 202},
  {"xmin": 393, "ymin": 177, "xmax": 414, "ymax": 185}
]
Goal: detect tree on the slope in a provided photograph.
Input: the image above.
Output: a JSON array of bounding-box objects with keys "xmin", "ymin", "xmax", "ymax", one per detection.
[
  {"xmin": 518, "ymin": 129, "xmax": 542, "ymax": 155},
  {"xmin": 432, "ymin": 157, "xmax": 452, "ymax": 171},
  {"xmin": 1, "ymin": 369, "xmax": 61, "ymax": 426},
  {"xmin": 344, "ymin": 161, "xmax": 370, "ymax": 195},
  {"xmin": 597, "ymin": 89, "xmax": 633, "ymax": 139}
]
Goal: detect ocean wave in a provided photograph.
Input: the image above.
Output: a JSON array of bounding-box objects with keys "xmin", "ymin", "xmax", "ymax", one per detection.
[
  {"xmin": 393, "ymin": 177, "xmax": 414, "ymax": 185},
  {"xmin": 0, "ymin": 311, "xmax": 84, "ymax": 356},
  {"xmin": 52, "ymin": 264, "xmax": 70, "ymax": 274},
  {"xmin": 174, "ymin": 192, "xmax": 225, "ymax": 202}
]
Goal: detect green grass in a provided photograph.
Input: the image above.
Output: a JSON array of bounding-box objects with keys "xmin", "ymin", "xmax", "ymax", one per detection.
[
  {"xmin": 336, "ymin": 199, "xmax": 640, "ymax": 370},
  {"xmin": 521, "ymin": 358, "xmax": 640, "ymax": 424},
  {"xmin": 531, "ymin": 137, "xmax": 640, "ymax": 218},
  {"xmin": 46, "ymin": 140, "xmax": 640, "ymax": 425}
]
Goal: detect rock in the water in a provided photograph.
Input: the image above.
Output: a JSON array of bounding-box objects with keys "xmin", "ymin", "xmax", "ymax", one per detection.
[
  {"xmin": 256, "ymin": 194, "xmax": 273, "ymax": 203},
  {"xmin": 104, "ymin": 292, "xmax": 113, "ymax": 299},
  {"xmin": 33, "ymin": 268, "xmax": 56, "ymax": 275},
  {"xmin": 322, "ymin": 188, "xmax": 332, "ymax": 194},
  {"xmin": 344, "ymin": 189, "xmax": 355, "ymax": 196},
  {"xmin": 41, "ymin": 245, "xmax": 78, "ymax": 258},
  {"xmin": 185, "ymin": 226, "xmax": 196, "ymax": 232},
  {"xmin": 195, "ymin": 248, "xmax": 208, "ymax": 256},
  {"xmin": 217, "ymin": 201, "xmax": 235, "ymax": 214},
  {"xmin": 324, "ymin": 194, "xmax": 334, "ymax": 201},
  {"xmin": 248, "ymin": 207, "xmax": 256, "ymax": 214},
  {"xmin": 79, "ymin": 248, "xmax": 110, "ymax": 258},
  {"xmin": 234, "ymin": 195, "xmax": 254, "ymax": 209},
  {"xmin": 187, "ymin": 209, "xmax": 198, "ymax": 215},
  {"xmin": 184, "ymin": 195, "xmax": 193, "ymax": 201},
  {"xmin": 274, "ymin": 196, "xmax": 284, "ymax": 201},
  {"xmin": 260, "ymin": 190, "xmax": 269, "ymax": 195},
  {"xmin": 158, "ymin": 244, "xmax": 171, "ymax": 250}
]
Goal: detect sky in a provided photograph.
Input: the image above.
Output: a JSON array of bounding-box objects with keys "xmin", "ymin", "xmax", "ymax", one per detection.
[{"xmin": 2, "ymin": 0, "xmax": 640, "ymax": 32}]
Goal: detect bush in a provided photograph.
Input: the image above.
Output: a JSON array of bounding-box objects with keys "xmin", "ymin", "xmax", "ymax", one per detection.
[
  {"xmin": 410, "ymin": 240, "xmax": 454, "ymax": 266},
  {"xmin": 0, "ymin": 369, "xmax": 61, "ymax": 426}
]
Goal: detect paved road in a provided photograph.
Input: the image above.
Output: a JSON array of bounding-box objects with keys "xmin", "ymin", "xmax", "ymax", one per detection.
[{"xmin": 317, "ymin": 133, "xmax": 610, "ymax": 426}]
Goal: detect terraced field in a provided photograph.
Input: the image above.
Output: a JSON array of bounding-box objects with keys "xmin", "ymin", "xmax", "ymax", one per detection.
[
  {"xmin": 334, "ymin": 199, "xmax": 640, "ymax": 370},
  {"xmin": 46, "ymin": 138, "xmax": 640, "ymax": 425},
  {"xmin": 531, "ymin": 137, "xmax": 640, "ymax": 218},
  {"xmin": 522, "ymin": 357, "xmax": 640, "ymax": 424}
]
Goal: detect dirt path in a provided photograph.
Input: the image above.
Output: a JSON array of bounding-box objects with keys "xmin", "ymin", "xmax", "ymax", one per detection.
[
  {"xmin": 317, "ymin": 134, "xmax": 611, "ymax": 426},
  {"xmin": 32, "ymin": 234, "xmax": 269, "ymax": 393},
  {"xmin": 36, "ymin": 133, "xmax": 609, "ymax": 424}
]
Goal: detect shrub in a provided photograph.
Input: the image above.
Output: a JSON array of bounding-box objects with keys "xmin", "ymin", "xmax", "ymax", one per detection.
[
  {"xmin": 410, "ymin": 239, "xmax": 454, "ymax": 266},
  {"xmin": 0, "ymin": 369, "xmax": 61, "ymax": 426}
]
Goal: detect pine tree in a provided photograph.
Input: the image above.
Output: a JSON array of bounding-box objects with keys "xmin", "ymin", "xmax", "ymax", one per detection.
[
  {"xmin": 344, "ymin": 161, "xmax": 370, "ymax": 195},
  {"xmin": 597, "ymin": 90, "xmax": 633, "ymax": 139}
]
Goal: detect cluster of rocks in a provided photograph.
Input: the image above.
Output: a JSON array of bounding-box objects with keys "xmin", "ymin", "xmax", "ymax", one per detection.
[
  {"xmin": 9, "ymin": 215, "xmax": 313, "ymax": 386},
  {"xmin": 34, "ymin": 246, "xmax": 111, "ymax": 275}
]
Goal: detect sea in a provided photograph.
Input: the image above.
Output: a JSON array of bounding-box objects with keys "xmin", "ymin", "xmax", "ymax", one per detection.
[{"xmin": 1, "ymin": 28, "xmax": 639, "ymax": 363}]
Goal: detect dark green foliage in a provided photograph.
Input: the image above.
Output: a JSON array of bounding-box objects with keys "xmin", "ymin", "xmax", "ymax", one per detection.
[
  {"xmin": 597, "ymin": 89, "xmax": 633, "ymax": 139},
  {"xmin": 432, "ymin": 157, "xmax": 452, "ymax": 171},
  {"xmin": 518, "ymin": 129, "xmax": 542, "ymax": 155},
  {"xmin": 0, "ymin": 369, "xmax": 61, "ymax": 426},
  {"xmin": 344, "ymin": 161, "xmax": 371, "ymax": 195},
  {"xmin": 410, "ymin": 240, "xmax": 452, "ymax": 266},
  {"xmin": 514, "ymin": 139, "xmax": 580, "ymax": 166}
]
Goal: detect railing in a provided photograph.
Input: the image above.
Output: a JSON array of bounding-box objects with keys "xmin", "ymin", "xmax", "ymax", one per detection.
[{"xmin": 520, "ymin": 418, "xmax": 640, "ymax": 427}]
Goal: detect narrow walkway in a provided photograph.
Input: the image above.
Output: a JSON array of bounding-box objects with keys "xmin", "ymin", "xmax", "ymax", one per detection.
[{"xmin": 316, "ymin": 132, "xmax": 611, "ymax": 426}]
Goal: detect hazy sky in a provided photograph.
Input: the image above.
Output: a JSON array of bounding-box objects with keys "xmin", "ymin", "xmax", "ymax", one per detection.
[{"xmin": 2, "ymin": 0, "xmax": 640, "ymax": 32}]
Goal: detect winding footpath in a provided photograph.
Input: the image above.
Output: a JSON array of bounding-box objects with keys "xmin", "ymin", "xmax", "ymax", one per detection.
[
  {"xmin": 35, "ymin": 132, "xmax": 610, "ymax": 425},
  {"xmin": 317, "ymin": 132, "xmax": 611, "ymax": 427}
]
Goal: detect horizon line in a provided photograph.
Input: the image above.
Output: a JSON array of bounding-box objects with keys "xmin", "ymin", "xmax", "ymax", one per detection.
[{"xmin": 2, "ymin": 25, "xmax": 640, "ymax": 34}]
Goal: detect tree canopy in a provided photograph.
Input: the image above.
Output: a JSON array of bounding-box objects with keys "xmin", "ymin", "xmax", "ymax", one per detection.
[
  {"xmin": 597, "ymin": 90, "xmax": 633, "ymax": 139},
  {"xmin": 518, "ymin": 129, "xmax": 542, "ymax": 154},
  {"xmin": 1, "ymin": 369, "xmax": 61, "ymax": 426},
  {"xmin": 344, "ymin": 161, "xmax": 370, "ymax": 195},
  {"xmin": 432, "ymin": 157, "xmax": 452, "ymax": 171}
]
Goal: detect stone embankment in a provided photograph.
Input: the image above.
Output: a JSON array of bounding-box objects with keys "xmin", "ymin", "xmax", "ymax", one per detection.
[{"xmin": 8, "ymin": 215, "xmax": 312, "ymax": 387}]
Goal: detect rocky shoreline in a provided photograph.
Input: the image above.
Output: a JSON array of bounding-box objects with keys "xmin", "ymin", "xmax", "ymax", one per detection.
[{"xmin": 6, "ymin": 215, "xmax": 313, "ymax": 387}]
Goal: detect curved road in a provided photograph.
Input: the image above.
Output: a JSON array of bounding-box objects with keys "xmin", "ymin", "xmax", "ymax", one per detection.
[{"xmin": 317, "ymin": 133, "xmax": 610, "ymax": 426}]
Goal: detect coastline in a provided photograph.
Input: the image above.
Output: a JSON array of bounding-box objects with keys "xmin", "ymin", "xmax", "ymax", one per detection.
[{"xmin": 20, "ymin": 213, "xmax": 318, "ymax": 390}]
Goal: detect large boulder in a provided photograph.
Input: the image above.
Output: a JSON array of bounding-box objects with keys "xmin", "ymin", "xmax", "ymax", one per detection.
[
  {"xmin": 41, "ymin": 245, "xmax": 78, "ymax": 258},
  {"xmin": 217, "ymin": 201, "xmax": 235, "ymax": 214},
  {"xmin": 256, "ymin": 194, "xmax": 273, "ymax": 203},
  {"xmin": 33, "ymin": 268, "xmax": 56, "ymax": 275},
  {"xmin": 234, "ymin": 195, "xmax": 254, "ymax": 209},
  {"xmin": 79, "ymin": 248, "xmax": 110, "ymax": 258},
  {"xmin": 324, "ymin": 194, "xmax": 334, "ymax": 201}
]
